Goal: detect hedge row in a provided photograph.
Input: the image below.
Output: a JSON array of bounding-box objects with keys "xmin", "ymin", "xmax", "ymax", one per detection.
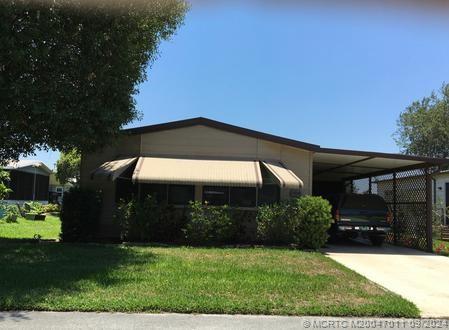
[{"xmin": 61, "ymin": 189, "xmax": 332, "ymax": 249}]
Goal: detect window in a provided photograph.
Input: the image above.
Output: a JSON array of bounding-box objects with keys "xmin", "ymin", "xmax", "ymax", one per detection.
[
  {"xmin": 258, "ymin": 185, "xmax": 280, "ymax": 206},
  {"xmin": 203, "ymin": 186, "xmax": 229, "ymax": 206},
  {"xmin": 116, "ymin": 178, "xmax": 137, "ymax": 202},
  {"xmin": 230, "ymin": 187, "xmax": 256, "ymax": 207},
  {"xmin": 140, "ymin": 184, "xmax": 167, "ymax": 203},
  {"xmin": 203, "ymin": 186, "xmax": 258, "ymax": 207},
  {"xmin": 168, "ymin": 185, "xmax": 195, "ymax": 205},
  {"xmin": 256, "ymin": 163, "xmax": 281, "ymax": 206}
]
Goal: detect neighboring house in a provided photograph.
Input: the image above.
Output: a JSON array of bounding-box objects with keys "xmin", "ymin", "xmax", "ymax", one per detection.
[
  {"xmin": 3, "ymin": 160, "xmax": 52, "ymax": 204},
  {"xmin": 81, "ymin": 117, "xmax": 448, "ymax": 238},
  {"xmin": 48, "ymin": 173, "xmax": 73, "ymax": 204},
  {"xmin": 432, "ymin": 171, "xmax": 449, "ymax": 225}
]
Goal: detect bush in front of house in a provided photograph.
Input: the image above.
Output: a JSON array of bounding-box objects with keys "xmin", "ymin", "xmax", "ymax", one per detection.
[
  {"xmin": 230, "ymin": 208, "xmax": 258, "ymax": 243},
  {"xmin": 0, "ymin": 203, "xmax": 20, "ymax": 223},
  {"xmin": 42, "ymin": 203, "xmax": 61, "ymax": 213},
  {"xmin": 256, "ymin": 196, "xmax": 332, "ymax": 249},
  {"xmin": 116, "ymin": 196, "xmax": 157, "ymax": 242},
  {"xmin": 24, "ymin": 201, "xmax": 45, "ymax": 215},
  {"xmin": 60, "ymin": 187, "xmax": 102, "ymax": 242},
  {"xmin": 256, "ymin": 201, "xmax": 296, "ymax": 244},
  {"xmin": 292, "ymin": 196, "xmax": 333, "ymax": 249},
  {"xmin": 116, "ymin": 196, "xmax": 188, "ymax": 243},
  {"xmin": 184, "ymin": 201, "xmax": 235, "ymax": 245}
]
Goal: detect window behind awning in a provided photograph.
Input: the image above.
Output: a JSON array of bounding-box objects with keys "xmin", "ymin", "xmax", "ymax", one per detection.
[
  {"xmin": 261, "ymin": 160, "xmax": 303, "ymax": 189},
  {"xmin": 91, "ymin": 157, "xmax": 138, "ymax": 181},
  {"xmin": 132, "ymin": 157, "xmax": 263, "ymax": 187}
]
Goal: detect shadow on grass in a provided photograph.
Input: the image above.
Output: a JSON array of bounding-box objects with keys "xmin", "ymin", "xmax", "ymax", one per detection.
[
  {"xmin": 0, "ymin": 237, "xmax": 58, "ymax": 244},
  {"xmin": 0, "ymin": 242, "xmax": 156, "ymax": 310},
  {"xmin": 121, "ymin": 241, "xmax": 310, "ymax": 252}
]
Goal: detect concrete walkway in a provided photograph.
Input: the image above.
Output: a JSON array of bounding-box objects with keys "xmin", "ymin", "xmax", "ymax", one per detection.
[
  {"xmin": 0, "ymin": 312, "xmax": 443, "ymax": 330},
  {"xmin": 325, "ymin": 243, "xmax": 449, "ymax": 318}
]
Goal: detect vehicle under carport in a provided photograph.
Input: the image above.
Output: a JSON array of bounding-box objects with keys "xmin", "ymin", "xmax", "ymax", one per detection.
[{"xmin": 312, "ymin": 148, "xmax": 449, "ymax": 252}]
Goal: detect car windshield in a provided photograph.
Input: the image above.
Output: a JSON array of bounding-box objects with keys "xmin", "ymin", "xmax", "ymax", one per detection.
[{"xmin": 340, "ymin": 194, "xmax": 387, "ymax": 211}]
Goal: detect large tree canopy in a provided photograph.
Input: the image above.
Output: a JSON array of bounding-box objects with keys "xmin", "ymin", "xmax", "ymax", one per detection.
[
  {"xmin": 0, "ymin": 0, "xmax": 186, "ymax": 163},
  {"xmin": 395, "ymin": 83, "xmax": 449, "ymax": 158}
]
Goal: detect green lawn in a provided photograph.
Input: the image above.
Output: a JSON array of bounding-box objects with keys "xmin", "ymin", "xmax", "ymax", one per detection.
[
  {"xmin": 0, "ymin": 243, "xmax": 418, "ymax": 317},
  {"xmin": 0, "ymin": 215, "xmax": 61, "ymax": 240}
]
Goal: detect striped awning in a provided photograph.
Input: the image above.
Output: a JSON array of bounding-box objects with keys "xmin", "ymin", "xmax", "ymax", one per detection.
[
  {"xmin": 132, "ymin": 157, "xmax": 263, "ymax": 187},
  {"xmin": 261, "ymin": 160, "xmax": 303, "ymax": 189},
  {"xmin": 91, "ymin": 157, "xmax": 138, "ymax": 181}
]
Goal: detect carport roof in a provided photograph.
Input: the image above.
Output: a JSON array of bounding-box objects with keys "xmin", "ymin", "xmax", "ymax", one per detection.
[
  {"xmin": 122, "ymin": 117, "xmax": 449, "ymax": 181},
  {"xmin": 313, "ymin": 148, "xmax": 448, "ymax": 182}
]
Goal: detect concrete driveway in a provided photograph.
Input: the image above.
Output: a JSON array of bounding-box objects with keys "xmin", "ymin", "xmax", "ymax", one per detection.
[{"xmin": 324, "ymin": 242, "xmax": 449, "ymax": 318}]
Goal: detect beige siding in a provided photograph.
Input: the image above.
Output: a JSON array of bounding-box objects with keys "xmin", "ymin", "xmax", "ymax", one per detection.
[{"xmin": 141, "ymin": 125, "xmax": 258, "ymax": 158}]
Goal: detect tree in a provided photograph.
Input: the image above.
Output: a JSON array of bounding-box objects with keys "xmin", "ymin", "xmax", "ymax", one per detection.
[
  {"xmin": 0, "ymin": 169, "xmax": 12, "ymax": 200},
  {"xmin": 395, "ymin": 83, "xmax": 449, "ymax": 158},
  {"xmin": 0, "ymin": 0, "xmax": 187, "ymax": 163},
  {"xmin": 56, "ymin": 149, "xmax": 81, "ymax": 184}
]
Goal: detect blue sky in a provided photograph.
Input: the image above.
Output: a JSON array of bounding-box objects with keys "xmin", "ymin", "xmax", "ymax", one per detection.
[{"xmin": 25, "ymin": 1, "xmax": 449, "ymax": 169}]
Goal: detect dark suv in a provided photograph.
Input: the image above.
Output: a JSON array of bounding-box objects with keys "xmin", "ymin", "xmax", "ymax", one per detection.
[{"xmin": 328, "ymin": 193, "xmax": 392, "ymax": 246}]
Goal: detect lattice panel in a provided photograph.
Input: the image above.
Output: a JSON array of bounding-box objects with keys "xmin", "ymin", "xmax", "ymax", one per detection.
[{"xmin": 372, "ymin": 168, "xmax": 429, "ymax": 251}]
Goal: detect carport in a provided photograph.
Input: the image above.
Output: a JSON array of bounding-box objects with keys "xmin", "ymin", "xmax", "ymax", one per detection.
[{"xmin": 312, "ymin": 148, "xmax": 449, "ymax": 252}]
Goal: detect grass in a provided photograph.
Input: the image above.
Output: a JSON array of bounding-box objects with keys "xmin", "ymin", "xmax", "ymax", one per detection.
[
  {"xmin": 0, "ymin": 215, "xmax": 61, "ymax": 240},
  {"xmin": 0, "ymin": 243, "xmax": 418, "ymax": 317}
]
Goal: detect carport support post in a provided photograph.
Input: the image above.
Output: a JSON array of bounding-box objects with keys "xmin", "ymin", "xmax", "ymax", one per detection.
[
  {"xmin": 425, "ymin": 167, "xmax": 433, "ymax": 252},
  {"xmin": 368, "ymin": 177, "xmax": 372, "ymax": 194},
  {"xmin": 393, "ymin": 172, "xmax": 398, "ymax": 245}
]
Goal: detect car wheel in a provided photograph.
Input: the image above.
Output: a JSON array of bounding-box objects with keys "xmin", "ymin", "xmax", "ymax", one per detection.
[{"xmin": 369, "ymin": 236, "xmax": 385, "ymax": 246}]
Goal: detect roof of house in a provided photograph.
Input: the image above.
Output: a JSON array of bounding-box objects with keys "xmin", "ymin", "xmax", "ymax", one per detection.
[
  {"xmin": 123, "ymin": 117, "xmax": 321, "ymax": 151},
  {"xmin": 122, "ymin": 117, "xmax": 449, "ymax": 166},
  {"xmin": 3, "ymin": 160, "xmax": 52, "ymax": 175}
]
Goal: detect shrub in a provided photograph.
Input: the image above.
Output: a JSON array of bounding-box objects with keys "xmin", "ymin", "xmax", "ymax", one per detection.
[
  {"xmin": 184, "ymin": 201, "xmax": 234, "ymax": 245},
  {"xmin": 0, "ymin": 204, "xmax": 20, "ymax": 223},
  {"xmin": 256, "ymin": 196, "xmax": 332, "ymax": 249},
  {"xmin": 116, "ymin": 196, "xmax": 187, "ymax": 243},
  {"xmin": 230, "ymin": 209, "xmax": 258, "ymax": 243},
  {"xmin": 0, "ymin": 169, "xmax": 12, "ymax": 200},
  {"xmin": 24, "ymin": 201, "xmax": 45, "ymax": 215},
  {"xmin": 292, "ymin": 196, "xmax": 333, "ymax": 249},
  {"xmin": 256, "ymin": 202, "xmax": 295, "ymax": 244},
  {"xmin": 42, "ymin": 203, "xmax": 61, "ymax": 213},
  {"xmin": 60, "ymin": 187, "xmax": 102, "ymax": 242}
]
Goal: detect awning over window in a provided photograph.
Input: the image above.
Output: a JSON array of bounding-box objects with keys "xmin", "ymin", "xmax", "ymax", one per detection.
[
  {"xmin": 261, "ymin": 160, "xmax": 303, "ymax": 189},
  {"xmin": 91, "ymin": 157, "xmax": 138, "ymax": 181},
  {"xmin": 132, "ymin": 157, "xmax": 263, "ymax": 187}
]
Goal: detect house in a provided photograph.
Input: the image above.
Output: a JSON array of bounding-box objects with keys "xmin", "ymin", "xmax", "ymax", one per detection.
[
  {"xmin": 48, "ymin": 173, "xmax": 73, "ymax": 204},
  {"xmin": 3, "ymin": 160, "xmax": 52, "ymax": 204},
  {"xmin": 81, "ymin": 117, "xmax": 448, "ymax": 240},
  {"xmin": 433, "ymin": 171, "xmax": 449, "ymax": 225}
]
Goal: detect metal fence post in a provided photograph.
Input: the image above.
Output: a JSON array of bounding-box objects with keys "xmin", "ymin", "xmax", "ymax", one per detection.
[
  {"xmin": 425, "ymin": 167, "xmax": 433, "ymax": 252},
  {"xmin": 393, "ymin": 172, "xmax": 398, "ymax": 245}
]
